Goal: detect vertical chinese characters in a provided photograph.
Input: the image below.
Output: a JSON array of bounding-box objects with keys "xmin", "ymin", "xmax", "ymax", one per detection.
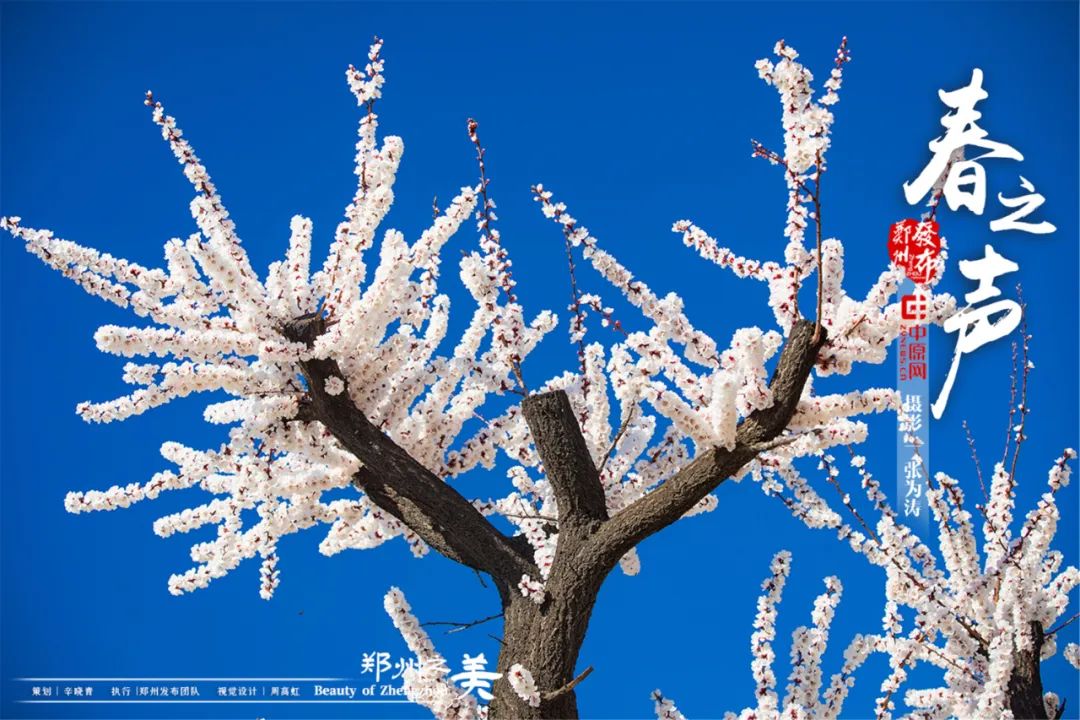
[{"xmin": 905, "ymin": 68, "xmax": 1054, "ymax": 420}]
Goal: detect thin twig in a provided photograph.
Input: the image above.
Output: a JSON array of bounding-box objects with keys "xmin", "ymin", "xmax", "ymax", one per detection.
[
  {"xmin": 562, "ymin": 213, "xmax": 589, "ymax": 379},
  {"xmin": 963, "ymin": 420, "xmax": 989, "ymax": 505},
  {"xmin": 1002, "ymin": 339, "xmax": 1019, "ymax": 467},
  {"xmin": 812, "ymin": 148, "xmax": 824, "ymax": 344},
  {"xmin": 748, "ymin": 428, "xmax": 822, "ymax": 455},
  {"xmin": 927, "ymin": 150, "xmax": 959, "ymax": 222},
  {"xmin": 842, "ymin": 314, "xmax": 867, "ymax": 339},
  {"xmin": 542, "ymin": 666, "xmax": 594, "ymax": 702},
  {"xmin": 819, "ymin": 453, "xmax": 880, "ymax": 544},
  {"xmin": 599, "ymin": 406, "xmax": 636, "ymax": 474},
  {"xmin": 1007, "ymin": 287, "xmax": 1030, "ymax": 485},
  {"xmin": 421, "ymin": 613, "xmax": 503, "ymax": 635},
  {"xmin": 501, "ymin": 512, "xmax": 560, "ymax": 524},
  {"xmin": 1046, "ymin": 611, "xmax": 1079, "ymax": 637}
]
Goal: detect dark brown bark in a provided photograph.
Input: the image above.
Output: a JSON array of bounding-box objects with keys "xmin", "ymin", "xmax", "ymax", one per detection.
[
  {"xmin": 521, "ymin": 390, "xmax": 609, "ymax": 528},
  {"xmin": 488, "ymin": 566, "xmax": 603, "ymax": 719},
  {"xmin": 1009, "ymin": 622, "xmax": 1050, "ymax": 720}
]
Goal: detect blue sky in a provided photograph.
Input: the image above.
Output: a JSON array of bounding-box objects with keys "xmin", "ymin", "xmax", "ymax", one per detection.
[{"xmin": 1, "ymin": 2, "xmax": 1077, "ymax": 718}]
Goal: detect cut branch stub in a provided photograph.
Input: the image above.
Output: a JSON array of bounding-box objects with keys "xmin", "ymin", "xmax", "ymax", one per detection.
[{"xmin": 522, "ymin": 390, "xmax": 608, "ymax": 529}]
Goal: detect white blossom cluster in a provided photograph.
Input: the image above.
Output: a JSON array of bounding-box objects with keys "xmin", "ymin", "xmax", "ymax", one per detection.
[
  {"xmin": 651, "ymin": 689, "xmax": 687, "ymax": 720},
  {"xmin": 1065, "ymin": 642, "xmax": 1080, "ymax": 670},
  {"xmin": 745, "ymin": 445, "xmax": 1079, "ymax": 719},
  {"xmin": 507, "ymin": 664, "xmax": 541, "ymax": 708},
  {"xmin": 713, "ymin": 552, "xmax": 848, "ymax": 720},
  {"xmin": 384, "ymin": 587, "xmax": 479, "ymax": 719},
  {"xmin": 2, "ymin": 39, "xmax": 556, "ymax": 598},
  {"xmin": 517, "ymin": 573, "xmax": 547, "ymax": 604}
]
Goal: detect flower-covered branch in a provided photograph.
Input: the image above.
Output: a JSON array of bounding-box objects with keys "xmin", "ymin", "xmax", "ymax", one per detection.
[
  {"xmin": 6, "ymin": 31, "xmax": 1071, "ymax": 720},
  {"xmin": 736, "ymin": 347, "xmax": 1078, "ymax": 718},
  {"xmin": 5, "ymin": 39, "xmax": 555, "ymax": 598}
]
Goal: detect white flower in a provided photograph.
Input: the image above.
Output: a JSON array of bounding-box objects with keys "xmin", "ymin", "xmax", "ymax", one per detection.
[
  {"xmin": 508, "ymin": 664, "xmax": 541, "ymax": 708},
  {"xmin": 651, "ymin": 689, "xmax": 687, "ymax": 720},
  {"xmin": 324, "ymin": 376, "xmax": 345, "ymax": 396},
  {"xmin": 1065, "ymin": 643, "xmax": 1080, "ymax": 671},
  {"xmin": 517, "ymin": 574, "xmax": 547, "ymax": 605}
]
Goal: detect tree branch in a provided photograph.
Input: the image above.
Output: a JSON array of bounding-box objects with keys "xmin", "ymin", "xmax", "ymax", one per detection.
[
  {"xmin": 582, "ymin": 319, "xmax": 826, "ymax": 572},
  {"xmin": 284, "ymin": 313, "xmax": 535, "ymax": 589},
  {"xmin": 522, "ymin": 390, "xmax": 609, "ymax": 528},
  {"xmin": 542, "ymin": 665, "xmax": 593, "ymax": 702},
  {"xmin": 421, "ymin": 613, "xmax": 503, "ymax": 635}
]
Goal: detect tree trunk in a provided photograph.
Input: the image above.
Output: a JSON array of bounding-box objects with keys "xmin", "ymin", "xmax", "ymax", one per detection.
[
  {"xmin": 1008, "ymin": 621, "xmax": 1050, "ymax": 720},
  {"xmin": 488, "ymin": 560, "xmax": 604, "ymax": 718}
]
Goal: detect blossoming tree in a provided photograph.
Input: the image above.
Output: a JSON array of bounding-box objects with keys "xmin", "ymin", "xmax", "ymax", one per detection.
[
  {"xmin": 655, "ymin": 341, "xmax": 1079, "ymax": 720},
  {"xmin": 2, "ymin": 36, "xmax": 1075, "ymax": 719}
]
